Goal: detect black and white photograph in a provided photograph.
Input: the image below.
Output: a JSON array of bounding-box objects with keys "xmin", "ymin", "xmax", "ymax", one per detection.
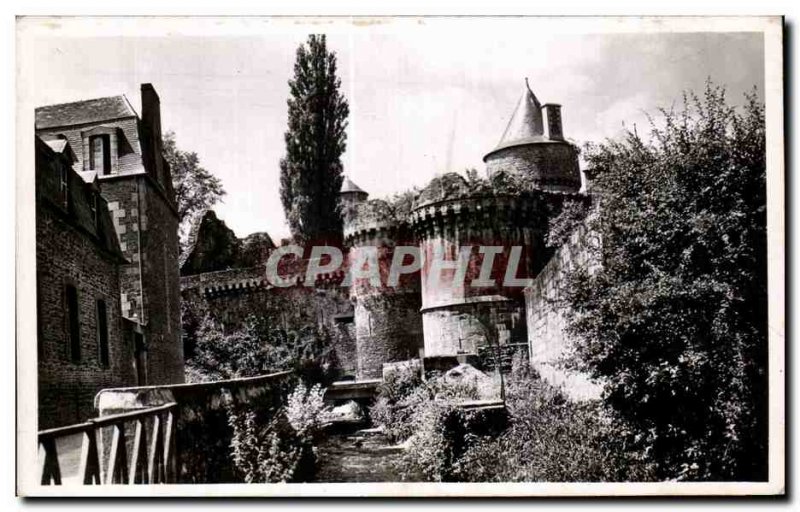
[{"xmin": 13, "ymin": 15, "xmax": 785, "ymax": 497}]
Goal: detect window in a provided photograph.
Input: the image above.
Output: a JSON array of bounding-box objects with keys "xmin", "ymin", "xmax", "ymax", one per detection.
[
  {"xmin": 65, "ymin": 284, "xmax": 81, "ymax": 363},
  {"xmin": 59, "ymin": 163, "xmax": 69, "ymax": 209},
  {"xmin": 86, "ymin": 189, "xmax": 98, "ymax": 228},
  {"xmin": 89, "ymin": 135, "xmax": 111, "ymax": 175},
  {"xmin": 134, "ymin": 332, "xmax": 147, "ymax": 386},
  {"xmin": 96, "ymin": 299, "xmax": 109, "ymax": 367}
]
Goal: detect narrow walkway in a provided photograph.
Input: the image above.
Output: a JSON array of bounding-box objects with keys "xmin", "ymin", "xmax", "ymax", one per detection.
[{"xmin": 314, "ymin": 427, "xmax": 409, "ymax": 482}]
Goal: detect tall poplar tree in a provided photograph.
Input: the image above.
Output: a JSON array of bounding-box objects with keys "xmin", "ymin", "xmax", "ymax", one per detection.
[{"xmin": 279, "ymin": 34, "xmax": 349, "ymax": 244}]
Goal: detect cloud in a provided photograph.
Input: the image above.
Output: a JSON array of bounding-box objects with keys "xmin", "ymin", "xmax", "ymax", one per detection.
[{"xmin": 24, "ymin": 24, "xmax": 765, "ymax": 240}]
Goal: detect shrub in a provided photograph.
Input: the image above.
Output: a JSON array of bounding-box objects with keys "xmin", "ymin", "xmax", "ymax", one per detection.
[
  {"xmin": 227, "ymin": 382, "xmax": 327, "ymax": 483},
  {"xmin": 369, "ymin": 367, "xmax": 481, "ymax": 481},
  {"xmin": 286, "ymin": 382, "xmax": 326, "ymax": 436},
  {"xmin": 563, "ymin": 84, "xmax": 767, "ymax": 480},
  {"xmin": 452, "ymin": 358, "xmax": 655, "ymax": 482},
  {"xmin": 186, "ymin": 315, "xmax": 338, "ymax": 386},
  {"xmin": 400, "ymin": 401, "xmax": 471, "ymax": 482},
  {"xmin": 370, "ymin": 360, "xmax": 423, "ymax": 442},
  {"xmin": 379, "ymin": 356, "xmax": 653, "ymax": 482}
]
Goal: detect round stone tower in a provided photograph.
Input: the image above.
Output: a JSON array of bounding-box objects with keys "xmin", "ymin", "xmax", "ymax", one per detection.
[
  {"xmin": 409, "ymin": 174, "xmax": 540, "ymax": 367},
  {"xmin": 339, "ymin": 176, "xmax": 369, "ymax": 211},
  {"xmin": 344, "ymin": 199, "xmax": 424, "ymax": 379},
  {"xmin": 483, "ymin": 79, "xmax": 582, "ymax": 193}
]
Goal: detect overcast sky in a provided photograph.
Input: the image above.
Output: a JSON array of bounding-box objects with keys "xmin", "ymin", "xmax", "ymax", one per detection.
[{"xmin": 22, "ymin": 18, "xmax": 765, "ymax": 240}]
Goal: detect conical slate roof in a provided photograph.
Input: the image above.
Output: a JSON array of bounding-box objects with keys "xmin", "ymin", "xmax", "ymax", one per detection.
[
  {"xmin": 341, "ymin": 176, "xmax": 367, "ymax": 195},
  {"xmin": 489, "ymin": 79, "xmax": 547, "ymax": 154}
]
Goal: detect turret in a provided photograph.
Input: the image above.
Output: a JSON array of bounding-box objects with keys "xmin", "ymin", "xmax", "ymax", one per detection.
[{"xmin": 483, "ymin": 80, "xmax": 581, "ymax": 193}]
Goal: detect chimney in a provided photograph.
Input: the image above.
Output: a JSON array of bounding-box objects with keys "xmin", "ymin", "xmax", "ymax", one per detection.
[
  {"xmin": 542, "ymin": 103, "xmax": 564, "ymax": 141},
  {"xmin": 140, "ymin": 83, "xmax": 164, "ymax": 184}
]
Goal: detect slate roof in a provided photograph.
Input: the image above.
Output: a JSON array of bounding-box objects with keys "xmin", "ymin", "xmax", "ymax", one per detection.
[
  {"xmin": 486, "ymin": 79, "xmax": 549, "ymax": 157},
  {"xmin": 341, "ymin": 176, "xmax": 367, "ymax": 195},
  {"xmin": 42, "ymin": 137, "xmax": 77, "ymax": 162},
  {"xmin": 35, "ymin": 95, "xmax": 136, "ymax": 130},
  {"xmin": 35, "ymin": 136, "xmax": 126, "ymax": 263}
]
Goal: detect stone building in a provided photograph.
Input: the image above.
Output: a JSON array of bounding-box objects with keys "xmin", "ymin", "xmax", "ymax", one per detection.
[
  {"xmin": 408, "ymin": 179, "xmax": 539, "ymax": 369},
  {"xmin": 339, "ymin": 176, "xmax": 369, "ymax": 212},
  {"xmin": 35, "ymin": 135, "xmax": 137, "ymax": 428},
  {"xmin": 35, "ymin": 84, "xmax": 184, "ymax": 427}
]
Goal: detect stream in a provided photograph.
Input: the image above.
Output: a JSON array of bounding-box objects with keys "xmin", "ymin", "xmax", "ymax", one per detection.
[{"xmin": 314, "ymin": 426, "xmax": 411, "ymax": 482}]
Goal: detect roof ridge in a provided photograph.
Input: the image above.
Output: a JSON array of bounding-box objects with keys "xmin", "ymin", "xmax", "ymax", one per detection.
[{"xmin": 35, "ymin": 94, "xmax": 129, "ymax": 111}]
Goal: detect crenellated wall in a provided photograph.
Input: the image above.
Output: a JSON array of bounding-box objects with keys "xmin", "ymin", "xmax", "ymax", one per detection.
[
  {"xmin": 344, "ymin": 200, "xmax": 424, "ymax": 379},
  {"xmin": 409, "ymin": 179, "xmax": 546, "ymax": 360},
  {"xmin": 180, "ymin": 263, "xmax": 358, "ymax": 378}
]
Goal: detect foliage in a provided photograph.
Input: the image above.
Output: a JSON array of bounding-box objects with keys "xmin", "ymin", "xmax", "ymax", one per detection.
[
  {"xmin": 286, "ymin": 382, "xmax": 327, "ymax": 436},
  {"xmin": 370, "ymin": 360, "xmax": 424, "ymax": 442},
  {"xmin": 372, "ymin": 355, "xmax": 652, "ymax": 482},
  {"xmin": 279, "ymin": 34, "xmax": 349, "ymax": 244},
  {"xmin": 562, "ymin": 83, "xmax": 767, "ymax": 480},
  {"xmin": 416, "ymin": 168, "xmax": 555, "ymax": 211},
  {"xmin": 185, "ymin": 314, "xmax": 338, "ymax": 385},
  {"xmin": 453, "ymin": 356, "xmax": 654, "ymax": 482},
  {"xmin": 546, "ymin": 196, "xmax": 590, "ymax": 249},
  {"xmin": 401, "ymin": 401, "xmax": 469, "ymax": 482},
  {"xmin": 228, "ymin": 382, "xmax": 325, "ymax": 483},
  {"xmin": 163, "ymin": 131, "xmax": 226, "ymax": 251},
  {"xmin": 369, "ymin": 367, "xmax": 482, "ymax": 481}
]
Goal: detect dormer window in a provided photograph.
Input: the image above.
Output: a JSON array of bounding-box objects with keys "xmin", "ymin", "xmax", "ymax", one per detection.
[{"xmin": 89, "ymin": 134, "xmax": 111, "ymax": 175}]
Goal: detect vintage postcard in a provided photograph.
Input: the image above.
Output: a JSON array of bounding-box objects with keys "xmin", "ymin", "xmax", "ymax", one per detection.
[{"xmin": 15, "ymin": 15, "xmax": 785, "ymax": 496}]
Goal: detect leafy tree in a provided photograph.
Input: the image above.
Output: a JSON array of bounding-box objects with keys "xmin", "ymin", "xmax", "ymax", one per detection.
[
  {"xmin": 562, "ymin": 83, "xmax": 767, "ymax": 481},
  {"xmin": 279, "ymin": 34, "xmax": 349, "ymax": 244},
  {"xmin": 185, "ymin": 315, "xmax": 338, "ymax": 385},
  {"xmin": 163, "ymin": 131, "xmax": 226, "ymax": 250}
]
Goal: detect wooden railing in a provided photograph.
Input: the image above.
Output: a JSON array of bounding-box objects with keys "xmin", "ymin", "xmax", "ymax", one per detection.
[{"xmin": 39, "ymin": 402, "xmax": 177, "ymax": 485}]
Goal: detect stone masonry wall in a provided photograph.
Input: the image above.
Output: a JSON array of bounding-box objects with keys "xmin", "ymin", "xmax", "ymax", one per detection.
[
  {"xmin": 524, "ymin": 223, "xmax": 602, "ymax": 400},
  {"xmin": 37, "ymin": 204, "xmax": 136, "ymax": 429},
  {"xmin": 354, "ymin": 291, "xmax": 423, "ymax": 379},
  {"xmin": 100, "ymin": 177, "xmax": 143, "ymax": 320},
  {"xmin": 485, "ymin": 142, "xmax": 582, "ymax": 192},
  {"xmin": 139, "ymin": 176, "xmax": 183, "ymax": 384},
  {"xmin": 181, "ymin": 267, "xmax": 356, "ymax": 379},
  {"xmin": 100, "ymin": 175, "xmax": 184, "ymax": 385},
  {"xmin": 421, "ymin": 298, "xmax": 526, "ymax": 358}
]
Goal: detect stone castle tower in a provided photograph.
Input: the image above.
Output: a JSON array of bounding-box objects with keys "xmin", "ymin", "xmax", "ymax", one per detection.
[
  {"xmin": 345, "ymin": 80, "xmax": 584, "ymax": 374},
  {"xmin": 342, "ymin": 184, "xmax": 424, "ymax": 379},
  {"xmin": 484, "ymin": 79, "xmax": 582, "ymax": 192}
]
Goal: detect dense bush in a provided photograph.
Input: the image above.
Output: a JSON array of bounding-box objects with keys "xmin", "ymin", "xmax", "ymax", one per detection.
[
  {"xmin": 370, "ymin": 361, "xmax": 480, "ymax": 446},
  {"xmin": 186, "ymin": 314, "xmax": 338, "ymax": 385},
  {"xmin": 370, "ymin": 360, "xmax": 423, "ymax": 441},
  {"xmin": 453, "ymin": 355, "xmax": 654, "ymax": 482},
  {"xmin": 562, "ymin": 84, "xmax": 767, "ymax": 480},
  {"xmin": 401, "ymin": 401, "xmax": 470, "ymax": 482},
  {"xmin": 372, "ymin": 356, "xmax": 652, "ymax": 482},
  {"xmin": 369, "ymin": 365, "xmax": 484, "ymax": 481},
  {"xmin": 228, "ymin": 382, "xmax": 327, "ymax": 483}
]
